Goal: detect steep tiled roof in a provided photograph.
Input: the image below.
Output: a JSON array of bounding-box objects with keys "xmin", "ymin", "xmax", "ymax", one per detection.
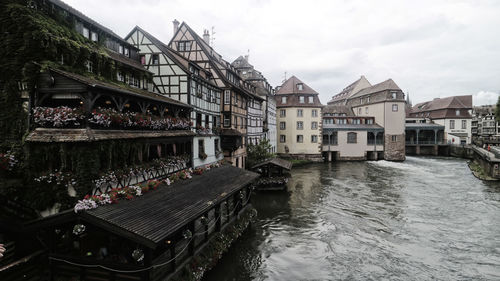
[
  {"xmin": 322, "ymin": 105, "xmax": 355, "ymax": 116},
  {"xmin": 411, "ymin": 95, "xmax": 472, "ymax": 112},
  {"xmin": 328, "ymin": 75, "xmax": 371, "ymax": 104},
  {"xmin": 275, "ymin": 76, "xmax": 319, "ymax": 95},
  {"xmin": 275, "ymin": 93, "xmax": 323, "ymax": 108},
  {"xmin": 349, "ymin": 79, "xmax": 401, "ymax": 99}
]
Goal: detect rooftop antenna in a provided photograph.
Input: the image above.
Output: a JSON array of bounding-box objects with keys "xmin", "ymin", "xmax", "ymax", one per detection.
[{"xmin": 211, "ymin": 26, "xmax": 216, "ymax": 47}]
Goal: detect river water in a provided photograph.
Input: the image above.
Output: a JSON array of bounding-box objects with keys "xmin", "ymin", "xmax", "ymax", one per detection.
[{"xmin": 203, "ymin": 156, "xmax": 500, "ymax": 281}]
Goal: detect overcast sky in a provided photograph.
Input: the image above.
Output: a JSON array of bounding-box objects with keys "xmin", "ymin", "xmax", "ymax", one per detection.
[{"xmin": 65, "ymin": 0, "xmax": 499, "ymax": 106}]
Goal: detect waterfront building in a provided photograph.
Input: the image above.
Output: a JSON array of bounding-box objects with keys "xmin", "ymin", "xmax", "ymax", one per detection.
[
  {"xmin": 472, "ymin": 105, "xmax": 499, "ymax": 138},
  {"xmin": 276, "ymin": 76, "xmax": 323, "ymax": 161},
  {"xmin": 322, "ymin": 105, "xmax": 384, "ymax": 160},
  {"xmin": 328, "ymin": 77, "xmax": 406, "ymax": 161},
  {"xmin": 232, "ymin": 55, "xmax": 277, "ymax": 152},
  {"xmin": 407, "ymin": 95, "xmax": 473, "ymax": 144},
  {"xmin": 168, "ymin": 22, "xmax": 265, "ymax": 168},
  {"xmin": 124, "ymin": 26, "xmax": 224, "ymax": 168}
]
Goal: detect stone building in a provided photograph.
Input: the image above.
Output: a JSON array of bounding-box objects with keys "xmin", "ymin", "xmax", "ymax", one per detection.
[
  {"xmin": 407, "ymin": 95, "xmax": 473, "ymax": 144},
  {"xmin": 276, "ymin": 76, "xmax": 323, "ymax": 161},
  {"xmin": 328, "ymin": 77, "xmax": 406, "ymax": 161},
  {"xmin": 232, "ymin": 55, "xmax": 276, "ymax": 152}
]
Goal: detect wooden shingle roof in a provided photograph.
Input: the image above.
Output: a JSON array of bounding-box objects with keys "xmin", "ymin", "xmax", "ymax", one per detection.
[{"xmin": 82, "ymin": 165, "xmax": 259, "ymax": 249}]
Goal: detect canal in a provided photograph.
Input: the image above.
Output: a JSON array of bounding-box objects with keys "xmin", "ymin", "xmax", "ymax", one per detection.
[{"xmin": 203, "ymin": 156, "xmax": 500, "ymax": 280}]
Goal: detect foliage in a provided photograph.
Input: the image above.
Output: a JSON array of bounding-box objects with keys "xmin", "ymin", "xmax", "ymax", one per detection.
[{"xmin": 245, "ymin": 138, "xmax": 274, "ymax": 169}]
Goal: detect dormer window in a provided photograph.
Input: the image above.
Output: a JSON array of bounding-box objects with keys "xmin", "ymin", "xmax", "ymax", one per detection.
[
  {"xmin": 309, "ymin": 96, "xmax": 313, "ymax": 103},
  {"xmin": 91, "ymin": 31, "xmax": 98, "ymax": 42},
  {"xmin": 391, "ymin": 92, "xmax": 397, "ymax": 99},
  {"xmin": 297, "ymin": 83, "xmax": 303, "ymax": 91},
  {"xmin": 281, "ymin": 96, "xmax": 287, "ymax": 104},
  {"xmin": 299, "ymin": 96, "xmax": 305, "ymax": 103},
  {"xmin": 82, "ymin": 27, "xmax": 89, "ymax": 39},
  {"xmin": 124, "ymin": 48, "xmax": 129, "ymax": 57},
  {"xmin": 119, "ymin": 45, "xmax": 123, "ymax": 54},
  {"xmin": 456, "ymin": 109, "xmax": 460, "ymax": 116}
]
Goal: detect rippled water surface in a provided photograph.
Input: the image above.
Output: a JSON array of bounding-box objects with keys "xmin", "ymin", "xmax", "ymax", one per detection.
[{"xmin": 203, "ymin": 157, "xmax": 500, "ymax": 281}]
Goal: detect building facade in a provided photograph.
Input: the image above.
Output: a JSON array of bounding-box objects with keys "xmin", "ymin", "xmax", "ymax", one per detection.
[
  {"xmin": 407, "ymin": 95, "xmax": 473, "ymax": 144},
  {"xmin": 232, "ymin": 56, "xmax": 276, "ymax": 152},
  {"xmin": 276, "ymin": 76, "xmax": 323, "ymax": 161},
  {"xmin": 328, "ymin": 77, "xmax": 406, "ymax": 161},
  {"xmin": 125, "ymin": 26, "xmax": 223, "ymax": 168},
  {"xmin": 168, "ymin": 22, "xmax": 264, "ymax": 168}
]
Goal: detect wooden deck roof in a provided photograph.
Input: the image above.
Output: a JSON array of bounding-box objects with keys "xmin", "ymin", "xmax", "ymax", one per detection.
[
  {"xmin": 251, "ymin": 158, "xmax": 292, "ymax": 170},
  {"xmin": 81, "ymin": 165, "xmax": 259, "ymax": 249}
]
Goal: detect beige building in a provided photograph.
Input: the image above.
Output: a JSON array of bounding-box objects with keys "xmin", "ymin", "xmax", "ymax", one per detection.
[
  {"xmin": 327, "ymin": 77, "xmax": 406, "ymax": 161},
  {"xmin": 276, "ymin": 76, "xmax": 323, "ymax": 161}
]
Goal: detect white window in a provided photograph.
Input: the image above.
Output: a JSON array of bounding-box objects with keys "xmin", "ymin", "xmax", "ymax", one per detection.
[
  {"xmin": 311, "ymin": 135, "xmax": 318, "ymax": 143},
  {"xmin": 367, "ymin": 96, "xmax": 370, "ymax": 103},
  {"xmin": 311, "ymin": 121, "xmax": 318, "ymax": 129},
  {"xmin": 338, "ymin": 119, "xmax": 347, "ymax": 124},
  {"xmin": 365, "ymin": 107, "xmax": 369, "ymax": 114},
  {"xmin": 366, "ymin": 119, "xmax": 373, "ymax": 125},
  {"xmin": 281, "ymin": 96, "xmax": 287, "ymax": 104},
  {"xmin": 124, "ymin": 48, "xmax": 129, "ymax": 57},
  {"xmin": 280, "ymin": 122, "xmax": 286, "ymax": 130},
  {"xmin": 450, "ymin": 120, "xmax": 455, "ymax": 129},
  {"xmin": 299, "ymin": 96, "xmax": 305, "ymax": 103},
  {"xmin": 297, "ymin": 83, "xmax": 303, "ymax": 90},
  {"xmin": 224, "ymin": 115, "xmax": 230, "ymax": 127},
  {"xmin": 91, "ymin": 31, "xmax": 98, "ymax": 42},
  {"xmin": 82, "ymin": 27, "xmax": 89, "ymax": 39},
  {"xmin": 462, "ymin": 120, "xmax": 467, "ymax": 129},
  {"xmin": 280, "ymin": 135, "xmax": 286, "ymax": 143},
  {"xmin": 117, "ymin": 71, "xmax": 124, "ymax": 82},
  {"xmin": 391, "ymin": 135, "xmax": 398, "ymax": 142},
  {"xmin": 119, "ymin": 45, "xmax": 123, "ymax": 54},
  {"xmin": 224, "ymin": 90, "xmax": 230, "ymax": 104},
  {"xmin": 308, "ymin": 96, "xmax": 314, "ymax": 103},
  {"xmin": 85, "ymin": 60, "xmax": 93, "ymax": 72},
  {"xmin": 296, "ymin": 135, "xmax": 303, "ymax": 143},
  {"xmin": 312, "ymin": 109, "xmax": 318, "ymax": 117},
  {"xmin": 352, "ymin": 119, "xmax": 360, "ymax": 124},
  {"xmin": 280, "ymin": 109, "xmax": 286, "ymax": 117},
  {"xmin": 391, "ymin": 92, "xmax": 397, "ymax": 99},
  {"xmin": 456, "ymin": 109, "xmax": 460, "ymax": 116},
  {"xmin": 358, "ymin": 108, "xmax": 362, "ymax": 114},
  {"xmin": 297, "ymin": 121, "xmax": 303, "ymax": 130},
  {"xmin": 392, "ymin": 104, "xmax": 398, "ymax": 112},
  {"xmin": 297, "ymin": 109, "xmax": 303, "ymax": 117}
]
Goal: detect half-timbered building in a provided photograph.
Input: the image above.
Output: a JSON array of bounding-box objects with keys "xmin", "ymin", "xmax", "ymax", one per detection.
[
  {"xmin": 125, "ymin": 26, "xmax": 223, "ymax": 168},
  {"xmin": 232, "ymin": 55, "xmax": 276, "ymax": 152},
  {"xmin": 168, "ymin": 21, "xmax": 264, "ymax": 168}
]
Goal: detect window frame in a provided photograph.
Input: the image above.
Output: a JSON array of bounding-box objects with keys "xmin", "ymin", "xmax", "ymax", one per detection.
[
  {"xmin": 297, "ymin": 109, "xmax": 303, "ymax": 117},
  {"xmin": 297, "ymin": 121, "xmax": 303, "ymax": 130},
  {"xmin": 347, "ymin": 132, "xmax": 357, "ymax": 143},
  {"xmin": 296, "ymin": 135, "xmax": 303, "ymax": 143},
  {"xmin": 392, "ymin": 104, "xmax": 398, "ymax": 112}
]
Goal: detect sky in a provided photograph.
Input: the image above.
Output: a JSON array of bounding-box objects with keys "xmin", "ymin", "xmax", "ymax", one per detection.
[{"xmin": 64, "ymin": 0, "xmax": 500, "ymax": 106}]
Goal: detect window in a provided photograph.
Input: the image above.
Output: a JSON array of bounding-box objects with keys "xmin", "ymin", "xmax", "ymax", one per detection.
[
  {"xmin": 224, "ymin": 114, "xmax": 230, "ymax": 127},
  {"xmin": 311, "ymin": 135, "xmax": 318, "ymax": 143},
  {"xmin": 119, "ymin": 45, "xmax": 123, "ymax": 54},
  {"xmin": 392, "ymin": 104, "xmax": 398, "ymax": 112},
  {"xmin": 323, "ymin": 118, "xmax": 333, "ymax": 125},
  {"xmin": 366, "ymin": 119, "xmax": 373, "ymax": 125},
  {"xmin": 140, "ymin": 55, "xmax": 146, "ymax": 65},
  {"xmin": 117, "ymin": 72, "xmax": 124, "ymax": 82},
  {"xmin": 297, "ymin": 109, "xmax": 303, "ymax": 117},
  {"xmin": 367, "ymin": 96, "xmax": 370, "ymax": 103},
  {"xmin": 178, "ymin": 41, "xmax": 191, "ymax": 51},
  {"xmin": 91, "ymin": 31, "xmax": 98, "ymax": 42},
  {"xmin": 82, "ymin": 27, "xmax": 89, "ymax": 39},
  {"xmin": 309, "ymin": 96, "xmax": 314, "ymax": 104},
  {"xmin": 338, "ymin": 119, "xmax": 347, "ymax": 124},
  {"xmin": 152, "ymin": 54, "xmax": 159, "ymax": 65},
  {"xmin": 299, "ymin": 96, "xmax": 305, "ymax": 103},
  {"xmin": 280, "ymin": 122, "xmax": 286, "ymax": 130},
  {"xmin": 198, "ymin": 139, "xmax": 205, "ymax": 158},
  {"xmin": 224, "ymin": 90, "xmax": 230, "ymax": 104},
  {"xmin": 280, "ymin": 109, "xmax": 286, "ymax": 117},
  {"xmin": 297, "ymin": 83, "xmax": 303, "ymax": 90},
  {"xmin": 365, "ymin": 107, "xmax": 369, "ymax": 114},
  {"xmin": 358, "ymin": 108, "xmax": 362, "ymax": 115},
  {"xmin": 281, "ymin": 96, "xmax": 287, "ymax": 104},
  {"xmin": 296, "ymin": 135, "xmax": 303, "ymax": 143},
  {"xmin": 215, "ymin": 139, "xmax": 220, "ymax": 153},
  {"xmin": 456, "ymin": 109, "xmax": 460, "ymax": 116},
  {"xmin": 391, "ymin": 135, "xmax": 397, "ymax": 142},
  {"xmin": 85, "ymin": 60, "xmax": 93, "ymax": 72},
  {"xmin": 462, "ymin": 120, "xmax": 467, "ymax": 129},
  {"xmin": 124, "ymin": 48, "xmax": 129, "ymax": 57},
  {"xmin": 297, "ymin": 121, "xmax": 303, "ymax": 130},
  {"xmin": 310, "ymin": 122, "xmax": 317, "ymax": 129},
  {"xmin": 280, "ymin": 135, "xmax": 286, "ymax": 143},
  {"xmin": 312, "ymin": 109, "xmax": 318, "ymax": 117},
  {"xmin": 450, "ymin": 120, "xmax": 455, "ymax": 129},
  {"xmin": 234, "ymin": 116, "xmax": 238, "ymax": 128},
  {"xmin": 352, "ymin": 119, "xmax": 361, "ymax": 124},
  {"xmin": 391, "ymin": 92, "xmax": 397, "ymax": 99},
  {"xmin": 347, "ymin": 132, "xmax": 357, "ymax": 143}
]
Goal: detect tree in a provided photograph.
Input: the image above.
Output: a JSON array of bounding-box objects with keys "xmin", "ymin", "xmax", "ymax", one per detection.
[
  {"xmin": 245, "ymin": 139, "xmax": 274, "ymax": 169},
  {"xmin": 496, "ymin": 95, "xmax": 500, "ymax": 122}
]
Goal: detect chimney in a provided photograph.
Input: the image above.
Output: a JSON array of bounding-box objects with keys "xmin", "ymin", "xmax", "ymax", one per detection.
[
  {"xmin": 203, "ymin": 29, "xmax": 210, "ymax": 45},
  {"xmin": 173, "ymin": 19, "xmax": 179, "ymax": 35},
  {"xmin": 244, "ymin": 54, "xmax": 249, "ymax": 62}
]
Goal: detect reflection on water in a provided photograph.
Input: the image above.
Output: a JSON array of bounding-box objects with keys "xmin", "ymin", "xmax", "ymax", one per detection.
[{"xmin": 204, "ymin": 157, "xmax": 500, "ymax": 280}]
